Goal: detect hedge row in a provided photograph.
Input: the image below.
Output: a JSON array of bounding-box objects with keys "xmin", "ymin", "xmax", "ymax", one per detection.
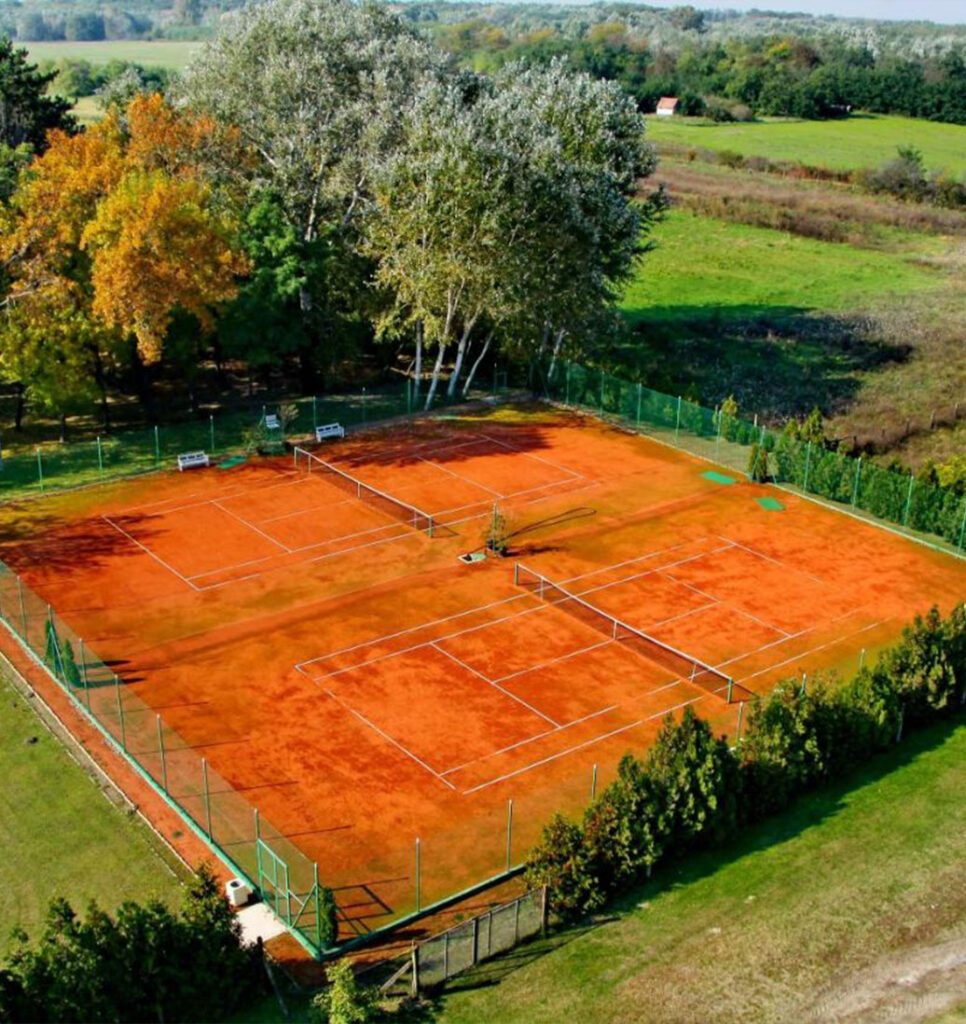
[{"xmin": 524, "ymin": 605, "xmax": 966, "ymax": 920}]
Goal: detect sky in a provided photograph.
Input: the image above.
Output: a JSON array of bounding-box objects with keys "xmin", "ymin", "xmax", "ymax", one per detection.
[{"xmin": 647, "ymin": 0, "xmax": 966, "ymax": 24}]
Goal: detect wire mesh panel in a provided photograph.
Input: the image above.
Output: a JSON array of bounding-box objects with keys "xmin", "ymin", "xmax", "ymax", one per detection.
[
  {"xmin": 414, "ymin": 888, "xmax": 546, "ymax": 991},
  {"xmin": 0, "ymin": 554, "xmax": 327, "ymax": 958},
  {"xmin": 546, "ymin": 360, "xmax": 966, "ymax": 555}
]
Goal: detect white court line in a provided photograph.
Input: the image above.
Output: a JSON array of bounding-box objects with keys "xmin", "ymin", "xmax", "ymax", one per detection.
[
  {"xmin": 663, "ymin": 572, "xmax": 792, "ymax": 640},
  {"xmin": 492, "ymin": 637, "xmax": 617, "ymax": 685},
  {"xmin": 192, "ymin": 521, "xmax": 413, "ymax": 589},
  {"xmin": 441, "ymin": 702, "xmax": 621, "ymax": 777},
  {"xmin": 442, "ymin": 677, "xmax": 687, "ymax": 779},
  {"xmin": 102, "ymin": 515, "xmax": 200, "ymax": 591},
  {"xmin": 477, "ymin": 432, "xmax": 584, "ymax": 481},
  {"xmin": 552, "ymin": 536, "xmax": 715, "ymax": 587},
  {"xmin": 736, "ymin": 620, "xmax": 885, "ymax": 685},
  {"xmin": 187, "ymin": 511, "xmax": 410, "ymax": 583},
  {"xmin": 112, "ymin": 469, "xmax": 306, "ymax": 517},
  {"xmin": 431, "ymin": 642, "xmax": 560, "ymax": 727},
  {"xmin": 572, "ymin": 543, "xmax": 735, "ymax": 601},
  {"xmin": 416, "ymin": 453, "xmax": 504, "ymax": 498},
  {"xmin": 322, "ymin": 687, "xmax": 456, "ymax": 790},
  {"xmin": 212, "ymin": 500, "xmax": 292, "ymax": 553},
  {"xmin": 296, "ymin": 533, "xmax": 729, "ymax": 674},
  {"xmin": 461, "ymin": 693, "xmax": 704, "ymax": 795},
  {"xmin": 720, "ymin": 535, "xmax": 826, "ymax": 587},
  {"xmin": 260, "ymin": 494, "xmax": 356, "ymax": 524}
]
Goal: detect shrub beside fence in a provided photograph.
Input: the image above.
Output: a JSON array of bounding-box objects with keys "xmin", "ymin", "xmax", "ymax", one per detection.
[
  {"xmin": 542, "ymin": 361, "xmax": 966, "ymax": 556},
  {"xmin": 525, "ymin": 604, "xmax": 966, "ymax": 922}
]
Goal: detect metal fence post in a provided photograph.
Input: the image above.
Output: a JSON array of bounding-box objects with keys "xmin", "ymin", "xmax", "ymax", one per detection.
[
  {"xmin": 636, "ymin": 382, "xmax": 642, "ymax": 425},
  {"xmin": 202, "ymin": 758, "xmax": 212, "ymax": 839},
  {"xmin": 591, "ymin": 763, "xmax": 598, "ymax": 802},
  {"xmin": 959, "ymin": 498, "xmax": 966, "ymax": 550},
  {"xmin": 210, "ymin": 414, "xmax": 215, "ymax": 453},
  {"xmin": 157, "ymin": 714, "xmax": 167, "ymax": 792},
  {"xmin": 735, "ymin": 701, "xmax": 745, "ymax": 744},
  {"xmin": 313, "ymin": 863, "xmax": 322, "ymax": 952},
  {"xmin": 17, "ymin": 576, "xmax": 27, "ymax": 639},
  {"xmin": 36, "ymin": 449, "xmax": 44, "ymax": 494},
  {"xmin": 714, "ymin": 406, "xmax": 722, "ymax": 461},
  {"xmin": 903, "ymin": 474, "xmax": 915, "ymax": 526},
  {"xmin": 154, "ymin": 425, "xmax": 160, "ymax": 465},
  {"xmin": 505, "ymin": 799, "xmax": 514, "ymax": 871},
  {"xmin": 851, "ymin": 457, "xmax": 863, "ymax": 507},
  {"xmin": 96, "ymin": 436, "xmax": 104, "ymax": 478},
  {"xmin": 803, "ymin": 441, "xmax": 813, "ymax": 492},
  {"xmin": 565, "ymin": 362, "xmax": 572, "ymax": 405},
  {"xmin": 675, "ymin": 396, "xmax": 682, "ymax": 442},
  {"xmin": 415, "ymin": 838, "xmax": 421, "ymax": 913},
  {"xmin": 114, "ymin": 674, "xmax": 127, "ymax": 751}
]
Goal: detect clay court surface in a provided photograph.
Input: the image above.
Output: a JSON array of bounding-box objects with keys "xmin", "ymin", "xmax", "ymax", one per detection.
[{"xmin": 3, "ymin": 404, "xmax": 965, "ymax": 939}]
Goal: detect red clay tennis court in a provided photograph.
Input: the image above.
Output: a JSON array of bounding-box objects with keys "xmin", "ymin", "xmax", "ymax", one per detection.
[{"xmin": 3, "ymin": 405, "xmax": 964, "ymax": 945}]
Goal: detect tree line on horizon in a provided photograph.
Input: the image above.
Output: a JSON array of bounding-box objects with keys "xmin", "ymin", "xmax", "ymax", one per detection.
[{"xmin": 0, "ymin": 0, "xmax": 664, "ymax": 437}]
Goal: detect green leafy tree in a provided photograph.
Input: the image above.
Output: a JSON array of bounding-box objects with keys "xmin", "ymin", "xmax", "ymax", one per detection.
[
  {"xmin": 310, "ymin": 959, "xmax": 376, "ymax": 1024},
  {"xmin": 180, "ymin": 0, "xmax": 445, "ymax": 380},
  {"xmin": 645, "ymin": 707, "xmax": 740, "ymax": 847},
  {"xmin": 524, "ymin": 813, "xmax": 605, "ymax": 921},
  {"xmin": 0, "ymin": 38, "xmax": 76, "ymax": 151},
  {"xmin": 0, "ymin": 864, "xmax": 261, "ymax": 1022},
  {"xmin": 877, "ymin": 607, "xmax": 958, "ymax": 723}
]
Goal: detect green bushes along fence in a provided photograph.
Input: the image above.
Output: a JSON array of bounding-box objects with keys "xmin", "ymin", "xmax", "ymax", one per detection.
[
  {"xmin": 542, "ymin": 361, "xmax": 966, "ymax": 555},
  {"xmin": 525, "ymin": 604, "xmax": 966, "ymax": 919}
]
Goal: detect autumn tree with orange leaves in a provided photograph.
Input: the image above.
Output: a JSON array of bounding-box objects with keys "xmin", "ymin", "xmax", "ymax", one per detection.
[{"xmin": 0, "ymin": 93, "xmax": 248, "ymax": 434}]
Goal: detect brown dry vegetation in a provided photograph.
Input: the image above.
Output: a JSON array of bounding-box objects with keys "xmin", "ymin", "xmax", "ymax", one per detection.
[{"xmin": 642, "ymin": 158, "xmax": 966, "ymax": 469}]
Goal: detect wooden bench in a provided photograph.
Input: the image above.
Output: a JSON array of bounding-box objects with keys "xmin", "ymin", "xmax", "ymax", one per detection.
[
  {"xmin": 177, "ymin": 451, "xmax": 210, "ymax": 472},
  {"xmin": 315, "ymin": 423, "xmax": 345, "ymax": 442}
]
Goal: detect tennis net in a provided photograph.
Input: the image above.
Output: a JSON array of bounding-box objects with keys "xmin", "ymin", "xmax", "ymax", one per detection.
[
  {"xmin": 294, "ymin": 446, "xmax": 435, "ymax": 537},
  {"xmin": 515, "ymin": 563, "xmax": 738, "ymax": 702}
]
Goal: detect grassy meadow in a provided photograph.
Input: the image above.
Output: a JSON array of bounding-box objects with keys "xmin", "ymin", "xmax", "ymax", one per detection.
[
  {"xmin": 0, "ymin": 669, "xmax": 185, "ymax": 954},
  {"xmin": 619, "ymin": 121, "xmax": 966, "ymax": 463},
  {"xmin": 429, "ymin": 720, "xmax": 966, "ymax": 1024},
  {"xmin": 648, "ymin": 112, "xmax": 966, "ymax": 176},
  {"xmin": 25, "ymin": 39, "xmax": 200, "ymax": 69}
]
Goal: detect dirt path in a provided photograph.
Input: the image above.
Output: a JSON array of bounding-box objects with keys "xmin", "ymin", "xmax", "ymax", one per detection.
[{"xmin": 805, "ymin": 934, "xmax": 966, "ymax": 1023}]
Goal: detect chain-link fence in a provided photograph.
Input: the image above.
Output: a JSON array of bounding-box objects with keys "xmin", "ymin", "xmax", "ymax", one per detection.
[
  {"xmin": 377, "ymin": 887, "xmax": 547, "ymax": 997},
  {"xmin": 0, "ymin": 371, "xmax": 519, "ymax": 501},
  {"xmin": 0, "ymin": 557, "xmax": 332, "ymax": 959},
  {"xmin": 542, "ymin": 361, "xmax": 966, "ymax": 557}
]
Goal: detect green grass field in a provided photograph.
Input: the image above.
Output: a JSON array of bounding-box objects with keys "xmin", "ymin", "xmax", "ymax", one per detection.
[
  {"xmin": 25, "ymin": 40, "xmax": 200, "ymax": 70},
  {"xmin": 429, "ymin": 719, "xmax": 966, "ymax": 1023},
  {"xmin": 0, "ymin": 669, "xmax": 184, "ymax": 956},
  {"xmin": 620, "ymin": 208, "xmax": 943, "ymax": 324},
  {"xmin": 648, "ymin": 112, "xmax": 966, "ymax": 176}
]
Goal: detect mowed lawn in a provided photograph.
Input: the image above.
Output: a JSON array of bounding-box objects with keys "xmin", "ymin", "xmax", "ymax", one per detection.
[
  {"xmin": 620, "ymin": 208, "xmax": 945, "ymax": 324},
  {"xmin": 648, "ymin": 112, "xmax": 966, "ymax": 176},
  {"xmin": 0, "ymin": 671, "xmax": 184, "ymax": 955},
  {"xmin": 25, "ymin": 39, "xmax": 200, "ymax": 69},
  {"xmin": 432, "ymin": 720, "xmax": 966, "ymax": 1024}
]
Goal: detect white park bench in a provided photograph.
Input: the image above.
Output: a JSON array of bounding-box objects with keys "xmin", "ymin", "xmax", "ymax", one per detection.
[
  {"xmin": 265, "ymin": 414, "xmax": 281, "ymax": 431},
  {"xmin": 177, "ymin": 451, "xmax": 210, "ymax": 472},
  {"xmin": 315, "ymin": 423, "xmax": 345, "ymax": 442}
]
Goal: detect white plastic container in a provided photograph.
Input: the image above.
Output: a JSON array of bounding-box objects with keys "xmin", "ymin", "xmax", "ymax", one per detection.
[{"xmin": 225, "ymin": 878, "xmax": 253, "ymax": 908}]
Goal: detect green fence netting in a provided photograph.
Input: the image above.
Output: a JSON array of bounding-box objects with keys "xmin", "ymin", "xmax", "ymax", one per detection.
[
  {"xmin": 0, "ymin": 374, "xmax": 518, "ymax": 502},
  {"xmin": 543, "ymin": 361, "xmax": 966, "ymax": 555},
  {"xmin": 0, "ymin": 557, "xmax": 333, "ymax": 958}
]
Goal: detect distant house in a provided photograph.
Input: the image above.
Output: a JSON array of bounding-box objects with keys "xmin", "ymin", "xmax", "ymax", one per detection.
[{"xmin": 655, "ymin": 97, "xmax": 679, "ymax": 117}]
